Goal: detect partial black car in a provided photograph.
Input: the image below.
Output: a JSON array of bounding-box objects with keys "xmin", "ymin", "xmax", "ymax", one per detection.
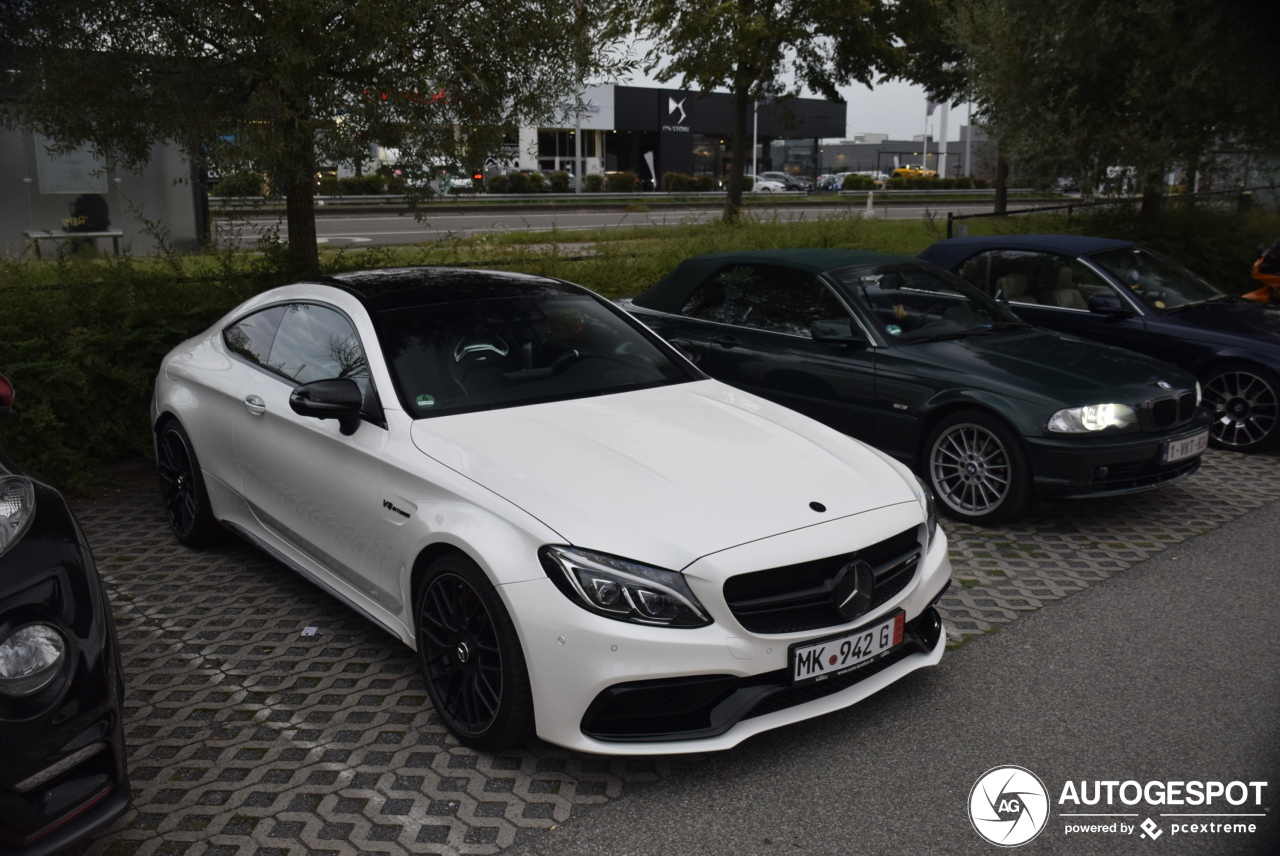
[
  {"xmin": 920, "ymin": 235, "xmax": 1280, "ymax": 452},
  {"xmin": 0, "ymin": 373, "xmax": 130, "ymax": 855}
]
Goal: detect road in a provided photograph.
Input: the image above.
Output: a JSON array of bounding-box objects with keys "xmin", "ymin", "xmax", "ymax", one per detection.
[
  {"xmin": 503, "ymin": 498, "xmax": 1280, "ymax": 856},
  {"xmin": 212, "ymin": 199, "xmax": 1036, "ymax": 248}
]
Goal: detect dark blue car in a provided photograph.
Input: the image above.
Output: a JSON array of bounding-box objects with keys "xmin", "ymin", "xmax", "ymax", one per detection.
[{"xmin": 919, "ymin": 235, "xmax": 1280, "ymax": 452}]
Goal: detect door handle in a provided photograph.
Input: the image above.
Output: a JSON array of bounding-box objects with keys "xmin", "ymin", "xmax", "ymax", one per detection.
[
  {"xmin": 244, "ymin": 395, "xmax": 266, "ymax": 416},
  {"xmin": 712, "ymin": 334, "xmax": 737, "ymax": 349}
]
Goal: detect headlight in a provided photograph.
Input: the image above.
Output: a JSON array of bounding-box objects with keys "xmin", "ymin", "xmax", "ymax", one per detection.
[
  {"xmin": 1047, "ymin": 403, "xmax": 1136, "ymax": 433},
  {"xmin": 913, "ymin": 475, "xmax": 938, "ymax": 551},
  {"xmin": 1195, "ymin": 381, "xmax": 1202, "ymax": 406},
  {"xmin": 539, "ymin": 546, "xmax": 712, "ymax": 628},
  {"xmin": 0, "ymin": 624, "xmax": 66, "ymax": 697},
  {"xmin": 0, "ymin": 476, "xmax": 36, "ymax": 558}
]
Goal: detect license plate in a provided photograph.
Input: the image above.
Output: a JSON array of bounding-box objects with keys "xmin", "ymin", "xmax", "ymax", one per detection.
[
  {"xmin": 789, "ymin": 611, "xmax": 905, "ymax": 686},
  {"xmin": 1162, "ymin": 429, "xmax": 1209, "ymax": 464}
]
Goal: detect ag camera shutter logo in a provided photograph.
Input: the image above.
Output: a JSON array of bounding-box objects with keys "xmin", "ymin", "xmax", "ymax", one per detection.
[{"xmin": 969, "ymin": 766, "xmax": 1050, "ymax": 847}]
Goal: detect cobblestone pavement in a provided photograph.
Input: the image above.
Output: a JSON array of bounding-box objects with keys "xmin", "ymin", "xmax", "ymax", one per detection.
[{"xmin": 68, "ymin": 450, "xmax": 1280, "ymax": 856}]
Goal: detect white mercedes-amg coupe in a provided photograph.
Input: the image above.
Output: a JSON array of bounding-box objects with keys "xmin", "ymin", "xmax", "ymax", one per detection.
[{"xmin": 152, "ymin": 268, "xmax": 951, "ymax": 753}]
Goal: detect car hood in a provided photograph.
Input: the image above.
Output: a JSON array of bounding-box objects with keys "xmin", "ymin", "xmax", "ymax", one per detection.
[
  {"xmin": 409, "ymin": 380, "xmax": 917, "ymax": 572},
  {"xmin": 901, "ymin": 328, "xmax": 1194, "ymax": 403},
  {"xmin": 1161, "ymin": 299, "xmax": 1280, "ymax": 339}
]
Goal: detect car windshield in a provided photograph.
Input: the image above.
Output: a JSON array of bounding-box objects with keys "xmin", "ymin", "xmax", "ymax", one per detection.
[
  {"xmin": 375, "ymin": 291, "xmax": 696, "ymax": 417},
  {"xmin": 1089, "ymin": 247, "xmax": 1226, "ymax": 310},
  {"xmin": 828, "ymin": 262, "xmax": 1027, "ymax": 343}
]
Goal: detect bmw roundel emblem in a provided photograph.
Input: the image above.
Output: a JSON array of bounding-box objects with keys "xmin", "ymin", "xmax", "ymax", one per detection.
[{"xmin": 1157, "ymin": 381, "xmax": 1173, "ymax": 390}]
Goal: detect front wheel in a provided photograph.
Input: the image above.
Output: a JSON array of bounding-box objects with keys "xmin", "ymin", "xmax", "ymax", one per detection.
[
  {"xmin": 155, "ymin": 419, "xmax": 221, "ymax": 547},
  {"xmin": 1200, "ymin": 362, "xmax": 1280, "ymax": 453},
  {"xmin": 924, "ymin": 410, "xmax": 1032, "ymax": 525},
  {"xmin": 415, "ymin": 552, "xmax": 534, "ymax": 750}
]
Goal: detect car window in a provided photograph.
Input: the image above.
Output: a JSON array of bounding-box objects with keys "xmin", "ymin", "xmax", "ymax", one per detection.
[
  {"xmin": 988, "ymin": 250, "xmax": 1112, "ymax": 309},
  {"xmin": 375, "ymin": 291, "xmax": 696, "ymax": 418},
  {"xmin": 1089, "ymin": 246, "xmax": 1226, "ymax": 310},
  {"xmin": 830, "ymin": 261, "xmax": 1024, "ymax": 343},
  {"xmin": 267, "ymin": 303, "xmax": 370, "ymax": 384},
  {"xmin": 223, "ymin": 305, "xmax": 287, "ymax": 366},
  {"xmin": 680, "ymin": 264, "xmax": 849, "ymax": 337}
]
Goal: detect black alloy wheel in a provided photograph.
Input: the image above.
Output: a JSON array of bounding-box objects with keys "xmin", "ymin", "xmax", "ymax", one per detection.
[
  {"xmin": 415, "ymin": 552, "xmax": 533, "ymax": 750},
  {"xmin": 1201, "ymin": 363, "xmax": 1280, "ymax": 453},
  {"xmin": 155, "ymin": 420, "xmax": 220, "ymax": 547},
  {"xmin": 925, "ymin": 409, "xmax": 1032, "ymax": 525}
]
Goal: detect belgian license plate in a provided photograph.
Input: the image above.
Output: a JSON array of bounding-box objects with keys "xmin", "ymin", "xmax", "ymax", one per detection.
[
  {"xmin": 790, "ymin": 611, "xmax": 905, "ymax": 686},
  {"xmin": 1162, "ymin": 429, "xmax": 1209, "ymax": 464}
]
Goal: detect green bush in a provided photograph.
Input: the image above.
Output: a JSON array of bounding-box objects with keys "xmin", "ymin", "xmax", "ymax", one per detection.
[
  {"xmin": 525, "ymin": 171, "xmax": 548, "ymax": 193},
  {"xmin": 605, "ymin": 171, "xmax": 639, "ymax": 193},
  {"xmin": 953, "ymin": 177, "xmax": 973, "ymax": 190},
  {"xmin": 386, "ymin": 176, "xmax": 407, "ymax": 194},
  {"xmin": 487, "ymin": 174, "xmax": 510, "ymax": 194},
  {"xmin": 316, "ymin": 177, "xmax": 344, "ymax": 196},
  {"xmin": 339, "ymin": 174, "xmax": 386, "ymax": 195},
  {"xmin": 504, "ymin": 171, "xmax": 531, "ymax": 194},
  {"xmin": 211, "ymin": 172, "xmax": 264, "ymax": 197},
  {"xmin": 972, "ymin": 178, "xmax": 990, "ymax": 189},
  {"xmin": 842, "ymin": 174, "xmax": 877, "ymax": 191},
  {"xmin": 887, "ymin": 177, "xmax": 909, "ymax": 190},
  {"xmin": 662, "ymin": 172, "xmax": 698, "ymax": 192},
  {"xmin": 584, "ymin": 173, "xmax": 604, "ymax": 192},
  {"xmin": 548, "ymin": 171, "xmax": 572, "ymax": 193},
  {"xmin": 694, "ymin": 174, "xmax": 716, "ymax": 192}
]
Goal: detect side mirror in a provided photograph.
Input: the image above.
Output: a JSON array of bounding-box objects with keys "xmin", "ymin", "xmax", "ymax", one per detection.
[
  {"xmin": 811, "ymin": 319, "xmax": 864, "ymax": 344},
  {"xmin": 1087, "ymin": 293, "xmax": 1132, "ymax": 315},
  {"xmin": 290, "ymin": 378, "xmax": 362, "ymax": 436},
  {"xmin": 667, "ymin": 338, "xmax": 703, "ymax": 365}
]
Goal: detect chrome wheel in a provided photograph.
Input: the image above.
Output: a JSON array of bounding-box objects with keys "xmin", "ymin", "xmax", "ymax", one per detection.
[
  {"xmin": 925, "ymin": 410, "xmax": 1031, "ymax": 524},
  {"xmin": 1203, "ymin": 365, "xmax": 1280, "ymax": 452},
  {"xmin": 418, "ymin": 572, "xmax": 505, "ymax": 735}
]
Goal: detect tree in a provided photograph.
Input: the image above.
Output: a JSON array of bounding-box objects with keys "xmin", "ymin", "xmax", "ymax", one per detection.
[
  {"xmin": 950, "ymin": 0, "xmax": 1280, "ymax": 218},
  {"xmin": 1, "ymin": 0, "xmax": 625, "ymax": 273},
  {"xmin": 631, "ymin": 0, "xmax": 951, "ymax": 222}
]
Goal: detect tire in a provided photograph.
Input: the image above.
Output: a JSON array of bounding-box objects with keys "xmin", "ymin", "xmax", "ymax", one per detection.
[
  {"xmin": 1200, "ymin": 362, "xmax": 1280, "ymax": 453},
  {"xmin": 415, "ymin": 552, "xmax": 534, "ymax": 751},
  {"xmin": 155, "ymin": 419, "xmax": 221, "ymax": 548},
  {"xmin": 924, "ymin": 409, "xmax": 1032, "ymax": 525}
]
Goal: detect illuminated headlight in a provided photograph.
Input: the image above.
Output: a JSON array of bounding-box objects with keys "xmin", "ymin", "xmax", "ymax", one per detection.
[
  {"xmin": 913, "ymin": 475, "xmax": 938, "ymax": 551},
  {"xmin": 540, "ymin": 546, "xmax": 711, "ymax": 627},
  {"xmin": 1047, "ymin": 403, "xmax": 1136, "ymax": 433},
  {"xmin": 0, "ymin": 624, "xmax": 66, "ymax": 697},
  {"xmin": 0, "ymin": 475, "xmax": 36, "ymax": 558}
]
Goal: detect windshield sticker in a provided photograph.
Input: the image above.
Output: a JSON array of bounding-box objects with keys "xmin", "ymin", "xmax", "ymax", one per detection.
[
  {"xmin": 415, "ymin": 393, "xmax": 436, "ymax": 408},
  {"xmin": 886, "ymin": 324, "xmax": 903, "ymax": 336}
]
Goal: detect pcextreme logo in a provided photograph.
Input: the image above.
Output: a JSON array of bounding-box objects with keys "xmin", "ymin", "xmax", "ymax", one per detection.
[{"xmin": 969, "ymin": 767, "xmax": 1271, "ymax": 846}]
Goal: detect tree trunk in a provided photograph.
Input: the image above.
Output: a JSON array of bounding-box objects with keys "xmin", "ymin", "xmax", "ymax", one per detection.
[
  {"xmin": 723, "ymin": 83, "xmax": 750, "ymax": 224},
  {"xmin": 283, "ymin": 171, "xmax": 319, "ymax": 275},
  {"xmin": 1139, "ymin": 168, "xmax": 1164, "ymax": 222},
  {"xmin": 993, "ymin": 149, "xmax": 1009, "ymax": 214}
]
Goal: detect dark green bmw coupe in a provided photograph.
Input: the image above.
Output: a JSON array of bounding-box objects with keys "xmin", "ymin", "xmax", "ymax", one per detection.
[{"xmin": 625, "ymin": 249, "xmax": 1212, "ymax": 524}]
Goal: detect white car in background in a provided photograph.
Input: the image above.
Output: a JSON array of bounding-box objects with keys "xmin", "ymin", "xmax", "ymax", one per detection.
[{"xmin": 152, "ymin": 268, "xmax": 951, "ymax": 753}]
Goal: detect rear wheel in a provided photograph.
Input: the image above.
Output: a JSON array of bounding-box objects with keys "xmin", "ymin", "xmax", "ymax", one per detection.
[
  {"xmin": 924, "ymin": 410, "xmax": 1032, "ymax": 525},
  {"xmin": 1201, "ymin": 362, "xmax": 1280, "ymax": 452},
  {"xmin": 155, "ymin": 419, "xmax": 220, "ymax": 547},
  {"xmin": 415, "ymin": 552, "xmax": 534, "ymax": 750}
]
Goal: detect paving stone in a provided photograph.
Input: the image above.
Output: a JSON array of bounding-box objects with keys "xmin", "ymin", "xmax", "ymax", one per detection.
[{"xmin": 66, "ymin": 449, "xmax": 1280, "ymax": 855}]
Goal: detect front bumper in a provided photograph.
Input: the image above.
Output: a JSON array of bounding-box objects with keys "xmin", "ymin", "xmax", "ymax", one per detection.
[
  {"xmin": 503, "ymin": 502, "xmax": 951, "ymax": 754},
  {"xmin": 1025, "ymin": 409, "xmax": 1212, "ymax": 500},
  {"xmin": 0, "ymin": 514, "xmax": 131, "ymax": 855}
]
